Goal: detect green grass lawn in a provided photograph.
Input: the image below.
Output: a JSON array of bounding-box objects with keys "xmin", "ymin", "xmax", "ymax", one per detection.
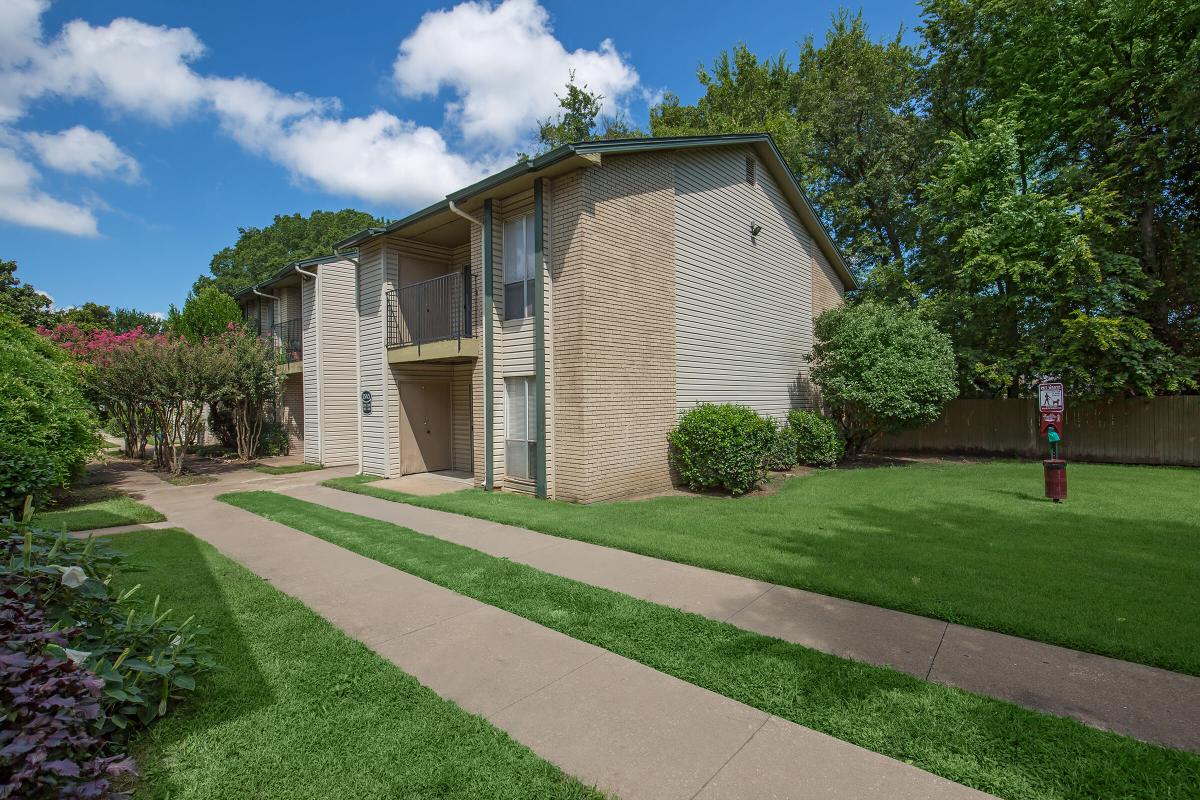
[
  {"xmin": 324, "ymin": 461, "xmax": 1200, "ymax": 675},
  {"xmin": 221, "ymin": 490, "xmax": 1200, "ymax": 800},
  {"xmin": 253, "ymin": 462, "xmax": 323, "ymax": 475},
  {"xmin": 110, "ymin": 528, "xmax": 602, "ymax": 800},
  {"xmin": 31, "ymin": 495, "xmax": 166, "ymax": 531}
]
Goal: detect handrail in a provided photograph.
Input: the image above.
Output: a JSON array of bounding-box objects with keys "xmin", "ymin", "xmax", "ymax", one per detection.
[
  {"xmin": 270, "ymin": 318, "xmax": 303, "ymax": 364},
  {"xmin": 385, "ymin": 270, "xmax": 474, "ymax": 352}
]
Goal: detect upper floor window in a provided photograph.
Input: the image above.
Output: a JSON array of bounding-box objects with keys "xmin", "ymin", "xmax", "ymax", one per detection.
[{"xmin": 502, "ymin": 213, "xmax": 535, "ymax": 321}]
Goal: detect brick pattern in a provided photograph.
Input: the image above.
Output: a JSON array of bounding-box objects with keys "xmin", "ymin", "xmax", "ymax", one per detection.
[
  {"xmin": 551, "ymin": 154, "xmax": 677, "ymax": 502},
  {"xmin": 281, "ymin": 373, "xmax": 304, "ymax": 453}
]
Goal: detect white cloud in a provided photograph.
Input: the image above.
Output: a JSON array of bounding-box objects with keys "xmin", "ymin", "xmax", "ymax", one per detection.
[
  {"xmin": 0, "ymin": 0, "xmax": 47, "ymax": 68},
  {"xmin": 21, "ymin": 18, "xmax": 208, "ymax": 123},
  {"xmin": 26, "ymin": 125, "xmax": 140, "ymax": 182},
  {"xmin": 394, "ymin": 0, "xmax": 638, "ymax": 145},
  {"xmin": 0, "ymin": 1, "xmax": 642, "ymax": 234},
  {"xmin": 0, "ymin": 146, "xmax": 98, "ymax": 236}
]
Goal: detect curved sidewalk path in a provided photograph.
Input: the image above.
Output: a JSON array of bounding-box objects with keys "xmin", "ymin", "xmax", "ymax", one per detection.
[
  {"xmin": 95, "ymin": 464, "xmax": 994, "ymax": 800},
  {"xmin": 281, "ymin": 483, "xmax": 1200, "ymax": 754}
]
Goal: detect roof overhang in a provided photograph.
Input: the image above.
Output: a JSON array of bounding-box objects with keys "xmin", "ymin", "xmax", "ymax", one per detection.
[
  {"xmin": 333, "ymin": 133, "xmax": 856, "ymax": 290},
  {"xmin": 231, "ymin": 251, "xmax": 357, "ymax": 301}
]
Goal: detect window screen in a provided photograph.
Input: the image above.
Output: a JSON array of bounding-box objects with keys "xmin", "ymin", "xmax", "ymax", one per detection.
[
  {"xmin": 502, "ymin": 214, "xmax": 536, "ymax": 321},
  {"xmin": 505, "ymin": 376, "xmax": 537, "ymax": 480}
]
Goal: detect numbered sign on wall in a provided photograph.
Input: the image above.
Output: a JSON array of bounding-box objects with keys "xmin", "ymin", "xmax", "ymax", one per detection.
[{"xmin": 361, "ymin": 390, "xmax": 373, "ymax": 415}]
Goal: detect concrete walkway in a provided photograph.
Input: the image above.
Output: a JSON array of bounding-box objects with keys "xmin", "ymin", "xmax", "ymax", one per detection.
[
  {"xmin": 94, "ymin": 464, "xmax": 993, "ymax": 800},
  {"xmin": 281, "ymin": 484, "xmax": 1200, "ymax": 754}
]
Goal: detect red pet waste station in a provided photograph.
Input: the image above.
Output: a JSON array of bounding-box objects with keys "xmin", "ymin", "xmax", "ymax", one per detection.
[{"xmin": 1038, "ymin": 382, "xmax": 1067, "ymax": 501}]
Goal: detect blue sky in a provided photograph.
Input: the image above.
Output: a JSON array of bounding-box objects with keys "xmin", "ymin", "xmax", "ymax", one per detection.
[{"xmin": 1, "ymin": 0, "xmax": 920, "ymax": 315}]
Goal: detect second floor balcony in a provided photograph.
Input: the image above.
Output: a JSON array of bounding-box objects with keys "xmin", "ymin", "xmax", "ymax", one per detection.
[
  {"xmin": 386, "ymin": 270, "xmax": 478, "ymax": 361},
  {"xmin": 269, "ymin": 317, "xmax": 303, "ymax": 367}
]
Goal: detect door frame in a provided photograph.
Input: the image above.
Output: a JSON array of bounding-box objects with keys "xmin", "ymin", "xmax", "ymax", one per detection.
[{"xmin": 397, "ymin": 377, "xmax": 453, "ymax": 475}]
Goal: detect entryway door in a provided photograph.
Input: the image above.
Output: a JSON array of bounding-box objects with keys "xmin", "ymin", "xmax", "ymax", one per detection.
[{"xmin": 399, "ymin": 381, "xmax": 451, "ymax": 474}]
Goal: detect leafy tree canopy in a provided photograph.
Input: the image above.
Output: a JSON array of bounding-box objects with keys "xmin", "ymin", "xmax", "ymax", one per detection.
[
  {"xmin": 522, "ymin": 71, "xmax": 644, "ymax": 160},
  {"xmin": 0, "ymin": 259, "xmax": 53, "ymax": 329},
  {"xmin": 196, "ymin": 209, "xmax": 386, "ymax": 296},
  {"xmin": 168, "ymin": 286, "xmax": 242, "ymax": 342},
  {"xmin": 3, "ymin": 259, "xmax": 164, "ymax": 334}
]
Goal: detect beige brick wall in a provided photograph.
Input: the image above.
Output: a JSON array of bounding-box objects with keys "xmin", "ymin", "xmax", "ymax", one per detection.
[
  {"xmin": 281, "ymin": 373, "xmax": 304, "ymax": 454},
  {"xmin": 551, "ymin": 154, "xmax": 677, "ymax": 502}
]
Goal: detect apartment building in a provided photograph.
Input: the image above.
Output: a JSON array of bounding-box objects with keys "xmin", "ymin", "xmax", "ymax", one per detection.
[{"xmin": 235, "ymin": 134, "xmax": 853, "ymax": 501}]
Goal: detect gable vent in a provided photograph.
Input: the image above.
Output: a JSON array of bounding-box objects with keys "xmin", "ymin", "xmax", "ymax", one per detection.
[{"xmin": 745, "ymin": 155, "xmax": 756, "ymax": 186}]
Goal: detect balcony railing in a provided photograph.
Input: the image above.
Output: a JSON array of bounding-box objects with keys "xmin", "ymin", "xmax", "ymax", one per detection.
[
  {"xmin": 270, "ymin": 318, "xmax": 302, "ymax": 364},
  {"xmin": 386, "ymin": 270, "xmax": 474, "ymax": 352}
]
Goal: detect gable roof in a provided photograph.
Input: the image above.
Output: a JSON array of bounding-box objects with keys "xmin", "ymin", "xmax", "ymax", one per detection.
[
  {"xmin": 231, "ymin": 251, "xmax": 357, "ymax": 301},
  {"xmin": 334, "ymin": 134, "xmax": 856, "ymax": 290}
]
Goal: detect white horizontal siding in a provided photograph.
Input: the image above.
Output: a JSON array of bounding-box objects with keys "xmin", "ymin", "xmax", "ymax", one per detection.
[
  {"xmin": 318, "ymin": 259, "xmax": 360, "ymax": 466},
  {"xmin": 301, "ymin": 279, "xmax": 320, "ymax": 464},
  {"xmin": 357, "ymin": 242, "xmax": 388, "ymax": 476},
  {"xmin": 674, "ymin": 147, "xmax": 816, "ymax": 419}
]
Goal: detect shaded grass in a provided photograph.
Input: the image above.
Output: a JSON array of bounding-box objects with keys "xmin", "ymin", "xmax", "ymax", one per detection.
[
  {"xmin": 324, "ymin": 461, "xmax": 1200, "ymax": 675},
  {"xmin": 110, "ymin": 528, "xmax": 603, "ymax": 800},
  {"xmin": 31, "ymin": 495, "xmax": 165, "ymax": 531},
  {"xmin": 253, "ymin": 463, "xmax": 322, "ymax": 475},
  {"xmin": 221, "ymin": 491, "xmax": 1200, "ymax": 800}
]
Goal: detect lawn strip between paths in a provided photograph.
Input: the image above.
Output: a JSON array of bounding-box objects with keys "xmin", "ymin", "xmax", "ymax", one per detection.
[
  {"xmin": 320, "ymin": 462, "xmax": 1200, "ymax": 676},
  {"xmin": 220, "ymin": 490, "xmax": 1200, "ymax": 800},
  {"xmin": 32, "ymin": 495, "xmax": 167, "ymax": 532},
  {"xmin": 111, "ymin": 528, "xmax": 605, "ymax": 800}
]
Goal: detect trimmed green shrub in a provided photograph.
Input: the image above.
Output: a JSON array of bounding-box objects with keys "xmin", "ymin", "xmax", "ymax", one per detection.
[
  {"xmin": 809, "ymin": 302, "xmax": 958, "ymax": 454},
  {"xmin": 765, "ymin": 421, "xmax": 799, "ymax": 471},
  {"xmin": 668, "ymin": 404, "xmax": 776, "ymax": 495},
  {"xmin": 0, "ymin": 314, "xmax": 98, "ymax": 516},
  {"xmin": 786, "ymin": 410, "xmax": 845, "ymax": 467}
]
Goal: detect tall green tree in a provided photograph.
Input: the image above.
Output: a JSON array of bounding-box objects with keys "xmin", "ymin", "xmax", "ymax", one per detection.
[
  {"xmin": 915, "ymin": 118, "xmax": 1194, "ymax": 398},
  {"xmin": 111, "ymin": 307, "xmax": 165, "ymax": 335},
  {"xmin": 0, "ymin": 260, "xmax": 53, "ymax": 328},
  {"xmin": 168, "ymin": 286, "xmax": 243, "ymax": 342},
  {"xmin": 919, "ymin": 0, "xmax": 1200, "ymax": 367},
  {"xmin": 524, "ymin": 72, "xmax": 644, "ymax": 159},
  {"xmin": 197, "ymin": 209, "xmax": 385, "ymax": 296}
]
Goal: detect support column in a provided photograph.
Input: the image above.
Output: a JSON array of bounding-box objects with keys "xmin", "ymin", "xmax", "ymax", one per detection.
[
  {"xmin": 483, "ymin": 199, "xmax": 495, "ymax": 490},
  {"xmin": 534, "ymin": 179, "xmax": 547, "ymax": 499}
]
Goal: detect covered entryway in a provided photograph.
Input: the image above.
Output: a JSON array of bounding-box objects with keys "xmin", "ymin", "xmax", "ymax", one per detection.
[{"xmin": 399, "ymin": 381, "xmax": 452, "ymax": 474}]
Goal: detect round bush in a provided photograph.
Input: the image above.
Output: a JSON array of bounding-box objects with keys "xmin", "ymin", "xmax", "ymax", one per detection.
[
  {"xmin": 765, "ymin": 421, "xmax": 799, "ymax": 471},
  {"xmin": 786, "ymin": 409, "xmax": 844, "ymax": 467},
  {"xmin": 668, "ymin": 404, "xmax": 776, "ymax": 495}
]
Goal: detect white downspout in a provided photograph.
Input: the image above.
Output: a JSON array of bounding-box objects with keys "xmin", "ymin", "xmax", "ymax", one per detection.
[{"xmin": 448, "ymin": 199, "xmax": 482, "ymax": 225}]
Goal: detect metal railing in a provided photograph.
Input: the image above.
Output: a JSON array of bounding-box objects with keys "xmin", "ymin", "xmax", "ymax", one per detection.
[
  {"xmin": 270, "ymin": 318, "xmax": 303, "ymax": 364},
  {"xmin": 386, "ymin": 270, "xmax": 474, "ymax": 352}
]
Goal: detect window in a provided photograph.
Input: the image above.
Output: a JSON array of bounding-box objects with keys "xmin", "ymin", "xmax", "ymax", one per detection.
[
  {"xmin": 505, "ymin": 376, "xmax": 537, "ymax": 480},
  {"xmin": 502, "ymin": 213, "xmax": 536, "ymax": 321}
]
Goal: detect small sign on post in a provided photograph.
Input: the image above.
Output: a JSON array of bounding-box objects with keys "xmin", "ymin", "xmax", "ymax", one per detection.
[{"xmin": 1037, "ymin": 382, "xmax": 1067, "ymax": 501}]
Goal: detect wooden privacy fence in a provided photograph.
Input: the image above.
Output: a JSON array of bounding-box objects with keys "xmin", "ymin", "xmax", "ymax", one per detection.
[{"xmin": 875, "ymin": 396, "xmax": 1200, "ymax": 466}]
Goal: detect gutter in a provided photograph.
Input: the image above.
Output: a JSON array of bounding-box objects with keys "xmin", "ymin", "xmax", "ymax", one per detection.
[
  {"xmin": 447, "ymin": 199, "xmax": 481, "ymax": 225},
  {"xmin": 252, "ymin": 288, "xmax": 279, "ymax": 300}
]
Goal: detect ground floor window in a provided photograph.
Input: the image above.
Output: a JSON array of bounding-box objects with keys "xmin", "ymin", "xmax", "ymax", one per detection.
[{"xmin": 505, "ymin": 376, "xmax": 537, "ymax": 480}]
